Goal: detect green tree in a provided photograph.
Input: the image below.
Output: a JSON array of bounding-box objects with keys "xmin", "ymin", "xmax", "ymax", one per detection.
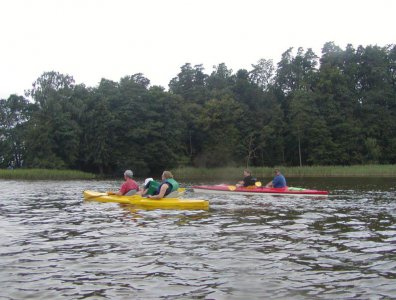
[
  {"xmin": 0, "ymin": 95, "xmax": 34, "ymax": 168},
  {"xmin": 314, "ymin": 42, "xmax": 363, "ymax": 164},
  {"xmin": 289, "ymin": 90, "xmax": 335, "ymax": 165},
  {"xmin": 79, "ymin": 90, "xmax": 115, "ymax": 174},
  {"xmin": 110, "ymin": 75, "xmax": 187, "ymax": 175},
  {"xmin": 195, "ymin": 96, "xmax": 243, "ymax": 167},
  {"xmin": 274, "ymin": 47, "xmax": 320, "ymax": 165},
  {"xmin": 169, "ymin": 63, "xmax": 208, "ymax": 103},
  {"xmin": 232, "ymin": 69, "xmax": 262, "ymax": 166},
  {"xmin": 169, "ymin": 64, "xmax": 210, "ymax": 166},
  {"xmin": 25, "ymin": 71, "xmax": 80, "ymax": 168},
  {"xmin": 207, "ymin": 63, "xmax": 235, "ymax": 93},
  {"xmin": 139, "ymin": 86, "xmax": 186, "ymax": 173},
  {"xmin": 84, "ymin": 78, "xmax": 121, "ymax": 174},
  {"xmin": 249, "ymin": 58, "xmax": 275, "ymax": 91},
  {"xmin": 356, "ymin": 45, "xmax": 396, "ymax": 163}
]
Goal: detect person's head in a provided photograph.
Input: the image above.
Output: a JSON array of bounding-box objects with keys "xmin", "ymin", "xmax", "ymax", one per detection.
[
  {"xmin": 244, "ymin": 169, "xmax": 251, "ymax": 176},
  {"xmin": 124, "ymin": 170, "xmax": 133, "ymax": 179},
  {"xmin": 274, "ymin": 168, "xmax": 281, "ymax": 175},
  {"xmin": 162, "ymin": 171, "xmax": 173, "ymax": 180}
]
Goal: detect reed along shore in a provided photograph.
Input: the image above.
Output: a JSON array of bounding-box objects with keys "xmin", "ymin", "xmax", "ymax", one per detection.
[
  {"xmin": 0, "ymin": 169, "xmax": 96, "ymax": 180},
  {"xmin": 172, "ymin": 165, "xmax": 396, "ymax": 181}
]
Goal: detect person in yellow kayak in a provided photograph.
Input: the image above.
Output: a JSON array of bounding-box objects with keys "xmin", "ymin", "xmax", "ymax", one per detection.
[
  {"xmin": 236, "ymin": 169, "xmax": 257, "ymax": 187},
  {"xmin": 138, "ymin": 177, "xmax": 160, "ymax": 196},
  {"xmin": 148, "ymin": 171, "xmax": 180, "ymax": 199},
  {"xmin": 265, "ymin": 168, "xmax": 287, "ymax": 188},
  {"xmin": 107, "ymin": 170, "xmax": 139, "ymax": 195}
]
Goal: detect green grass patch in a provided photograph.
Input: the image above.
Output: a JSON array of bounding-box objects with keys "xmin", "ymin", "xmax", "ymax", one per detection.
[
  {"xmin": 0, "ymin": 169, "xmax": 96, "ymax": 180},
  {"xmin": 173, "ymin": 165, "xmax": 396, "ymax": 180}
]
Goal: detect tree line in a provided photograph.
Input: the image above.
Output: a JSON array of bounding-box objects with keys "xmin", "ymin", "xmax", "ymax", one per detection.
[{"xmin": 1, "ymin": 42, "xmax": 395, "ymax": 176}]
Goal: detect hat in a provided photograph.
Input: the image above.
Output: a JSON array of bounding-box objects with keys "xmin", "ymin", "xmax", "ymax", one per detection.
[
  {"xmin": 144, "ymin": 178, "xmax": 153, "ymax": 186},
  {"xmin": 124, "ymin": 170, "xmax": 133, "ymax": 178}
]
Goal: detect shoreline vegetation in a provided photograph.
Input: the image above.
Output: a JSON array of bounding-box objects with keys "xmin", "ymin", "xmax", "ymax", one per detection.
[
  {"xmin": 2, "ymin": 44, "xmax": 396, "ymax": 174},
  {"xmin": 172, "ymin": 165, "xmax": 396, "ymax": 181},
  {"xmin": 1, "ymin": 165, "xmax": 395, "ymax": 180},
  {"xmin": 0, "ymin": 169, "xmax": 96, "ymax": 180}
]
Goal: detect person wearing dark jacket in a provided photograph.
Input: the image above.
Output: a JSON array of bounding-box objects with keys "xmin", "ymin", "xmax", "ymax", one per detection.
[{"xmin": 236, "ymin": 169, "xmax": 257, "ymax": 187}]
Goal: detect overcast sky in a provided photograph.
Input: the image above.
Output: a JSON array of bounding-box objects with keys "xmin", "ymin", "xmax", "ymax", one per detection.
[{"xmin": 0, "ymin": 0, "xmax": 394, "ymax": 99}]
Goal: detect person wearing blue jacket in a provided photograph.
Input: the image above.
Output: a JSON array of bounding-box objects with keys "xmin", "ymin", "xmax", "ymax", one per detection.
[{"xmin": 265, "ymin": 168, "xmax": 287, "ymax": 188}]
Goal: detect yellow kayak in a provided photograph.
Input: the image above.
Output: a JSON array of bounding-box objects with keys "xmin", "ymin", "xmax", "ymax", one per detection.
[{"xmin": 83, "ymin": 190, "xmax": 209, "ymax": 210}]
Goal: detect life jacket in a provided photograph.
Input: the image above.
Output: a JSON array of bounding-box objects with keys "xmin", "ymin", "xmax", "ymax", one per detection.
[
  {"xmin": 243, "ymin": 175, "xmax": 257, "ymax": 187},
  {"xmin": 165, "ymin": 178, "xmax": 179, "ymax": 193},
  {"xmin": 146, "ymin": 180, "xmax": 160, "ymax": 195},
  {"xmin": 154, "ymin": 178, "xmax": 179, "ymax": 196}
]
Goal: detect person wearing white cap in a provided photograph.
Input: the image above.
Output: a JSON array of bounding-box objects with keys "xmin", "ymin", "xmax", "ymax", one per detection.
[
  {"xmin": 138, "ymin": 177, "xmax": 160, "ymax": 196},
  {"xmin": 144, "ymin": 177, "xmax": 154, "ymax": 186},
  {"xmin": 107, "ymin": 169, "xmax": 139, "ymax": 195}
]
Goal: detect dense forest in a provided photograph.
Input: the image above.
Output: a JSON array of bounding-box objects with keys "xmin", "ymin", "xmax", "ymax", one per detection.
[{"xmin": 1, "ymin": 42, "xmax": 395, "ymax": 176}]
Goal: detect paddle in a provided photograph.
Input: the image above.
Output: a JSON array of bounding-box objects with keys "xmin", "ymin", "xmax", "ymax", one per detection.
[
  {"xmin": 228, "ymin": 181, "xmax": 262, "ymax": 191},
  {"xmin": 177, "ymin": 188, "xmax": 186, "ymax": 194}
]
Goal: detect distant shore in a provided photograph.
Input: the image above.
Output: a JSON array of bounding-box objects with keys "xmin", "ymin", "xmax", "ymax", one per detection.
[
  {"xmin": 1, "ymin": 165, "xmax": 396, "ymax": 180},
  {"xmin": 0, "ymin": 169, "xmax": 96, "ymax": 180},
  {"xmin": 172, "ymin": 165, "xmax": 396, "ymax": 181}
]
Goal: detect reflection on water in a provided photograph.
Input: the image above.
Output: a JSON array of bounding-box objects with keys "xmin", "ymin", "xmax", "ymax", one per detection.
[{"xmin": 0, "ymin": 178, "xmax": 395, "ymax": 299}]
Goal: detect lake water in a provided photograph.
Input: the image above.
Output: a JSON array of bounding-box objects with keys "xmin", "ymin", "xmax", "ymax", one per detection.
[{"xmin": 0, "ymin": 178, "xmax": 395, "ymax": 299}]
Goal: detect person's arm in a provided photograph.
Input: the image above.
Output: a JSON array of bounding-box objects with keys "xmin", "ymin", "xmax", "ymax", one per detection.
[
  {"xmin": 148, "ymin": 184, "xmax": 168, "ymax": 199},
  {"xmin": 265, "ymin": 180, "xmax": 273, "ymax": 188},
  {"xmin": 114, "ymin": 182, "xmax": 128, "ymax": 195},
  {"xmin": 137, "ymin": 187, "xmax": 147, "ymax": 196}
]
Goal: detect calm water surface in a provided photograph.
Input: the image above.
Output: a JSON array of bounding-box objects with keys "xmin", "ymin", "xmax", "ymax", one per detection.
[{"xmin": 0, "ymin": 178, "xmax": 395, "ymax": 299}]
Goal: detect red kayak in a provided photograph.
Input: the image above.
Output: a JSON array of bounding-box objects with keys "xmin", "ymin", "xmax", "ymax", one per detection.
[{"xmin": 192, "ymin": 184, "xmax": 329, "ymax": 196}]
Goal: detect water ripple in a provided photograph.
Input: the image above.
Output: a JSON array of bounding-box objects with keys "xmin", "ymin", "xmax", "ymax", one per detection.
[{"xmin": 0, "ymin": 179, "xmax": 395, "ymax": 299}]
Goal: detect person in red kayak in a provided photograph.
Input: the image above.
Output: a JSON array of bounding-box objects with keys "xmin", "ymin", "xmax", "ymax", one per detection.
[
  {"xmin": 108, "ymin": 169, "xmax": 139, "ymax": 195},
  {"xmin": 265, "ymin": 168, "xmax": 287, "ymax": 188},
  {"xmin": 236, "ymin": 169, "xmax": 257, "ymax": 187}
]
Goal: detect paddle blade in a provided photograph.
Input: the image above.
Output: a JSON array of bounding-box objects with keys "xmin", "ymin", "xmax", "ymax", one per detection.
[
  {"xmin": 255, "ymin": 181, "xmax": 262, "ymax": 187},
  {"xmin": 228, "ymin": 185, "xmax": 237, "ymax": 191},
  {"xmin": 177, "ymin": 188, "xmax": 186, "ymax": 194}
]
